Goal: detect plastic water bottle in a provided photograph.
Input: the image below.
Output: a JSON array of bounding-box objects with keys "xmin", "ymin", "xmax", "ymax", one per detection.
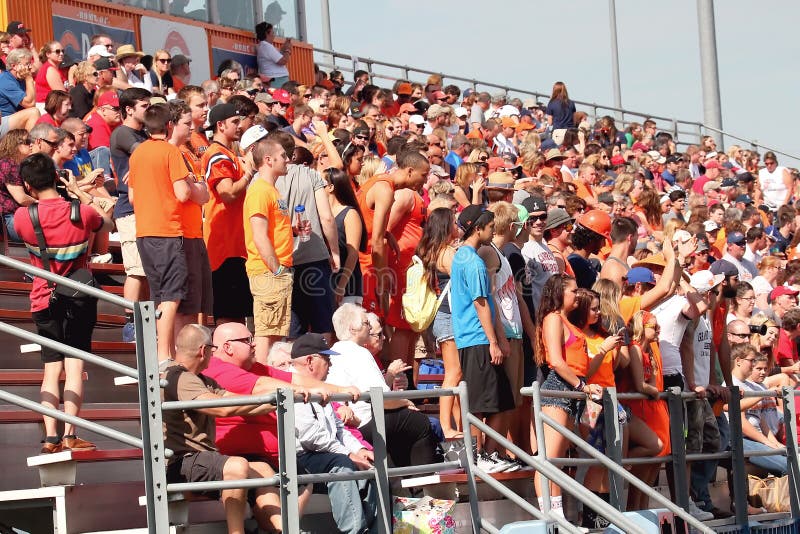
[{"xmin": 295, "ymin": 205, "xmax": 311, "ymax": 242}]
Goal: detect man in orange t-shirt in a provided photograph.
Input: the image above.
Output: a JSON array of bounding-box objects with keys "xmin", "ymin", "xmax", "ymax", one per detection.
[
  {"xmin": 177, "ymin": 85, "xmax": 210, "ymax": 159},
  {"xmin": 243, "ymin": 134, "xmax": 294, "ymax": 362},
  {"xmin": 168, "ymin": 100, "xmax": 212, "ymax": 329},
  {"xmin": 201, "ymin": 103, "xmax": 253, "ymax": 323},
  {"xmin": 573, "ymin": 162, "xmax": 599, "ymax": 207},
  {"xmin": 129, "ymin": 104, "xmax": 205, "ymax": 360}
]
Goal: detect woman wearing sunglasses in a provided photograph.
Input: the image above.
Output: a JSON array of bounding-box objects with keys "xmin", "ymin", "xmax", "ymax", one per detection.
[
  {"xmin": 35, "ymin": 40, "xmax": 67, "ymax": 107},
  {"xmin": 0, "ymin": 129, "xmax": 34, "ymax": 241},
  {"xmin": 149, "ymin": 49, "xmax": 174, "ymax": 97},
  {"xmin": 68, "ymin": 61, "xmax": 97, "ymax": 120}
]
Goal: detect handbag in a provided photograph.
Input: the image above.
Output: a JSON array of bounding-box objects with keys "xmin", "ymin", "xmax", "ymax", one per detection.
[
  {"xmin": 28, "ymin": 202, "xmax": 97, "ymax": 301},
  {"xmin": 748, "ymin": 474, "xmax": 790, "ymax": 513}
]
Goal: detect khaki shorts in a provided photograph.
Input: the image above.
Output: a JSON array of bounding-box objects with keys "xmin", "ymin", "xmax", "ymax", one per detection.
[
  {"xmin": 503, "ymin": 338, "xmax": 524, "ymax": 407},
  {"xmin": 249, "ymin": 270, "xmax": 293, "ymax": 338},
  {"xmin": 114, "ymin": 213, "xmax": 145, "ymax": 277}
]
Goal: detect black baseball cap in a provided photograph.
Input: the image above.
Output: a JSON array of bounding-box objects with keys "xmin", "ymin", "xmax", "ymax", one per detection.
[
  {"xmin": 6, "ymin": 21, "xmax": 30, "ymax": 36},
  {"xmin": 522, "ymin": 196, "xmax": 547, "ymax": 214},
  {"xmin": 93, "ymin": 57, "xmax": 117, "ymax": 71},
  {"xmin": 291, "ymin": 333, "xmax": 340, "ymax": 358},
  {"xmin": 458, "ymin": 205, "xmax": 493, "ymax": 236},
  {"xmin": 206, "ymin": 103, "xmax": 244, "ymax": 131}
]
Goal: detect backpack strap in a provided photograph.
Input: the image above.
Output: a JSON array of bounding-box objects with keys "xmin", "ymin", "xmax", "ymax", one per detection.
[{"xmin": 28, "ymin": 203, "xmax": 56, "ymax": 289}]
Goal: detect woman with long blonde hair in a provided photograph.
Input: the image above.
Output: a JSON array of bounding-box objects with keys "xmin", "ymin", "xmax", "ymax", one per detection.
[{"xmin": 453, "ymin": 162, "xmax": 484, "ymax": 209}]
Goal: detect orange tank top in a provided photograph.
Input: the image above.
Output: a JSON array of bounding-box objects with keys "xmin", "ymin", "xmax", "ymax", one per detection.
[
  {"xmin": 356, "ymin": 174, "xmax": 394, "ymax": 270},
  {"xmin": 544, "ymin": 314, "xmax": 589, "ymax": 377}
]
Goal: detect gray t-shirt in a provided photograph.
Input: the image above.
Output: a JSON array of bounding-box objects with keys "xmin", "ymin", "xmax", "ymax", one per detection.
[{"xmin": 275, "ymin": 164, "xmax": 331, "ymax": 265}]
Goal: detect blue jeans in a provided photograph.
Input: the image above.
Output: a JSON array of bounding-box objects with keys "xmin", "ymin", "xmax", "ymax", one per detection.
[
  {"xmin": 3, "ymin": 212, "xmax": 21, "ymax": 242},
  {"xmin": 742, "ymin": 438, "xmax": 787, "ymax": 476},
  {"xmin": 296, "ymin": 451, "xmax": 377, "ymax": 534}
]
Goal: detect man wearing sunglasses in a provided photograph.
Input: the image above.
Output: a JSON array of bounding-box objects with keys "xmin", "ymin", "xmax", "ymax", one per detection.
[
  {"xmin": 521, "ymin": 196, "xmax": 559, "ymax": 312},
  {"xmin": 28, "ymin": 123, "xmax": 60, "ymax": 157},
  {"xmin": 543, "ymin": 208, "xmax": 575, "ymax": 277}
]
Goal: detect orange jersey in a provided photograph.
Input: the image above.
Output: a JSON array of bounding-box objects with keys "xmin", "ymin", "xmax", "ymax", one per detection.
[
  {"xmin": 128, "ymin": 139, "xmax": 188, "ymax": 237},
  {"xmin": 202, "ymin": 142, "xmax": 246, "ymax": 271},
  {"xmin": 243, "ymin": 178, "xmax": 293, "ymax": 275},
  {"xmin": 190, "ymin": 130, "xmax": 210, "ymax": 160},
  {"xmin": 356, "ymin": 174, "xmax": 395, "ymax": 272},
  {"xmin": 179, "ymin": 146, "xmax": 204, "ymax": 239}
]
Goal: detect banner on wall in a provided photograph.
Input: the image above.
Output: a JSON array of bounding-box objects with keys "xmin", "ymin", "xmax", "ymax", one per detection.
[
  {"xmin": 210, "ymin": 34, "xmax": 257, "ymax": 78},
  {"xmin": 139, "ymin": 16, "xmax": 210, "ymax": 86},
  {"xmin": 52, "ymin": 2, "xmax": 135, "ymax": 61}
]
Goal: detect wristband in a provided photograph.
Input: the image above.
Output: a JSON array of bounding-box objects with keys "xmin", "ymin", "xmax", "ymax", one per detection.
[{"xmin": 574, "ymin": 378, "xmax": 586, "ymax": 392}]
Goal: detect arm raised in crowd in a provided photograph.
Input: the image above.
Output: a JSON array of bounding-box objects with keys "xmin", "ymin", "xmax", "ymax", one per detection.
[{"xmin": 640, "ymin": 236, "xmax": 677, "ymax": 310}]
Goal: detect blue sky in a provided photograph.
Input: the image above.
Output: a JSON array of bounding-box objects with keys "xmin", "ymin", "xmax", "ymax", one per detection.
[{"xmin": 301, "ymin": 0, "xmax": 800, "ymax": 166}]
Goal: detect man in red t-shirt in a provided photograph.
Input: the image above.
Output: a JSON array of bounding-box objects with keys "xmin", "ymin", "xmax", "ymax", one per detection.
[
  {"xmin": 86, "ymin": 91, "xmax": 121, "ymax": 150},
  {"xmin": 201, "ymin": 322, "xmax": 359, "ymax": 464},
  {"xmin": 14, "ymin": 153, "xmax": 112, "ymax": 453},
  {"xmin": 776, "ymin": 307, "xmax": 800, "ymax": 367}
]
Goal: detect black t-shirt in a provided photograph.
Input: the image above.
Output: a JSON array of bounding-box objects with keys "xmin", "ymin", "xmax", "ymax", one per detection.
[
  {"xmin": 567, "ymin": 253, "xmax": 599, "ymax": 289},
  {"xmin": 69, "ymin": 84, "xmax": 94, "ymax": 120},
  {"xmin": 149, "ymin": 70, "xmax": 173, "ymax": 95},
  {"xmin": 110, "ymin": 125, "xmax": 148, "ymax": 219}
]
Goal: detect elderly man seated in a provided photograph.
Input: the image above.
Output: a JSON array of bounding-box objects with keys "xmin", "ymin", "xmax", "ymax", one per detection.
[
  {"xmin": 291, "ymin": 333, "xmax": 378, "ymax": 534},
  {"xmin": 200, "ymin": 322, "xmax": 360, "ymax": 517},
  {"xmin": 326, "ymin": 303, "xmax": 440, "ymax": 467}
]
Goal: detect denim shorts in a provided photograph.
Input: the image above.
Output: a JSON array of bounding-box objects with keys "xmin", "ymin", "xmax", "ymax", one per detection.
[
  {"xmin": 431, "ymin": 309, "xmax": 454, "ymax": 343},
  {"xmin": 540, "ymin": 368, "xmax": 584, "ymax": 419}
]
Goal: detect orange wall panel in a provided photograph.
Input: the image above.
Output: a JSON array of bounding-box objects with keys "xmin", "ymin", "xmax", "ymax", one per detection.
[{"xmin": 3, "ymin": 0, "xmax": 315, "ymax": 86}]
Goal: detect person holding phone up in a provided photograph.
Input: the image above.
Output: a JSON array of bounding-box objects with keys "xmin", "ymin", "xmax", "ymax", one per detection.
[{"xmin": 255, "ymin": 21, "xmax": 291, "ymax": 89}]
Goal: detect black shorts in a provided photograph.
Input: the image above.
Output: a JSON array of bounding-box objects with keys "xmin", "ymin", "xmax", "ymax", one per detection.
[
  {"xmin": 32, "ymin": 295, "xmax": 97, "ymax": 363},
  {"xmin": 458, "ymin": 344, "xmax": 515, "ymax": 415},
  {"xmin": 137, "ymin": 236, "xmax": 187, "ymax": 306},
  {"xmin": 178, "ymin": 238, "xmax": 213, "ymax": 316},
  {"xmin": 212, "ymin": 257, "xmax": 253, "ymax": 320},
  {"xmin": 289, "ymin": 259, "xmax": 334, "ymax": 337},
  {"xmin": 166, "ymin": 451, "xmax": 230, "ymax": 500}
]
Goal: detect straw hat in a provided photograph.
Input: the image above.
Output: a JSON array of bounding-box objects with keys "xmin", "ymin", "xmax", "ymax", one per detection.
[{"xmin": 115, "ymin": 44, "xmax": 144, "ymax": 62}]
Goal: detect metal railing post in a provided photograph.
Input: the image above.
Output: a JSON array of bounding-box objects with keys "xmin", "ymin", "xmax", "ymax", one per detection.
[
  {"xmin": 457, "ymin": 381, "xmax": 481, "ymax": 534},
  {"xmin": 602, "ymin": 387, "xmax": 624, "ymax": 511},
  {"xmin": 531, "ymin": 381, "xmax": 551, "ymax": 511},
  {"xmin": 727, "ymin": 385, "xmax": 750, "ymax": 527},
  {"xmin": 276, "ymin": 388, "xmax": 300, "ymax": 534},
  {"xmin": 368, "ymin": 387, "xmax": 392, "ymax": 534},
  {"xmin": 782, "ymin": 387, "xmax": 800, "ymax": 517},
  {"xmin": 135, "ymin": 300, "xmax": 170, "ymax": 533},
  {"xmin": 666, "ymin": 386, "xmax": 689, "ymax": 530}
]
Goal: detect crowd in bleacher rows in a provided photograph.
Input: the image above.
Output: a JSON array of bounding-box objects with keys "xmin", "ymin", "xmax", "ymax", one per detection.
[{"xmin": 2, "ymin": 17, "xmax": 800, "ymax": 532}]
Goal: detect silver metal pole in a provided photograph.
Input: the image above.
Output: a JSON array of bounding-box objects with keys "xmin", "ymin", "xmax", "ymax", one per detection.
[
  {"xmin": 608, "ymin": 0, "xmax": 622, "ymax": 120},
  {"xmin": 320, "ymin": 0, "xmax": 333, "ymax": 67},
  {"xmin": 276, "ymin": 388, "xmax": 300, "ymax": 534},
  {"xmin": 295, "ymin": 0, "xmax": 307, "ymax": 42},
  {"xmin": 369, "ymin": 387, "xmax": 392, "ymax": 534},
  {"xmin": 696, "ymin": 0, "xmax": 723, "ymax": 145}
]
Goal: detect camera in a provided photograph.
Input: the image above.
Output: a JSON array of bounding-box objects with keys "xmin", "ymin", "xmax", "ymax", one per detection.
[
  {"xmin": 749, "ymin": 324, "xmax": 767, "ymax": 336},
  {"xmin": 55, "ymin": 170, "xmax": 71, "ymax": 200}
]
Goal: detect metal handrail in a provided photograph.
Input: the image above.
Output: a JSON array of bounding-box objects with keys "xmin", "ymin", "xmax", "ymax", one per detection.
[
  {"xmin": 313, "ymin": 46, "xmax": 800, "ymax": 163},
  {"xmin": 0, "ymin": 254, "xmax": 132, "ymax": 309}
]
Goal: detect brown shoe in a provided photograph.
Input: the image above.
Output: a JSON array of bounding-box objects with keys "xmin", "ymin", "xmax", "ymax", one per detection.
[
  {"xmin": 62, "ymin": 436, "xmax": 96, "ymax": 451},
  {"xmin": 40, "ymin": 441, "xmax": 63, "ymax": 454}
]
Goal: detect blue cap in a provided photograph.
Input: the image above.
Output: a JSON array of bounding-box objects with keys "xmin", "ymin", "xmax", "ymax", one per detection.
[
  {"xmin": 726, "ymin": 231, "xmax": 746, "ymax": 245},
  {"xmin": 626, "ymin": 267, "xmax": 656, "ymax": 285}
]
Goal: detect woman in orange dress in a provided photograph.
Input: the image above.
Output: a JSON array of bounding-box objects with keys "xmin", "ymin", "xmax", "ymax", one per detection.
[{"xmin": 625, "ymin": 310, "xmax": 670, "ymax": 511}]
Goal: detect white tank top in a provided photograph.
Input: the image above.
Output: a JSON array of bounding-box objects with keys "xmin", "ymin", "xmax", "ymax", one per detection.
[
  {"xmin": 491, "ymin": 243, "xmax": 523, "ymax": 339},
  {"xmin": 759, "ymin": 165, "xmax": 789, "ymax": 208}
]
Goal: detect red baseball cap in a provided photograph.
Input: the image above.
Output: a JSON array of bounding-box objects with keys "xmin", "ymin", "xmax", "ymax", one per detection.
[
  {"xmin": 271, "ymin": 89, "xmax": 291, "ymax": 105},
  {"xmin": 97, "ymin": 91, "xmax": 120, "ymax": 108},
  {"xmin": 770, "ymin": 285, "xmax": 799, "ymax": 301}
]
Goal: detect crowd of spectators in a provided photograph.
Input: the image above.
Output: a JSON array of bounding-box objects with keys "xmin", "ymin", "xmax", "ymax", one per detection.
[{"xmin": 3, "ymin": 17, "xmax": 800, "ymax": 532}]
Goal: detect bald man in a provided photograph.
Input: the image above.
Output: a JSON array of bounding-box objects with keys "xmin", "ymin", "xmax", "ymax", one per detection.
[
  {"xmin": 164, "ymin": 324, "xmax": 282, "ymax": 533},
  {"xmin": 201, "ymin": 321, "xmax": 360, "ymax": 470}
]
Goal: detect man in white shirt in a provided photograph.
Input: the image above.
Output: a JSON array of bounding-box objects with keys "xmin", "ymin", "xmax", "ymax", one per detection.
[
  {"xmin": 742, "ymin": 227, "xmax": 767, "ymax": 276},
  {"xmin": 291, "ymin": 333, "xmax": 377, "ymax": 534}
]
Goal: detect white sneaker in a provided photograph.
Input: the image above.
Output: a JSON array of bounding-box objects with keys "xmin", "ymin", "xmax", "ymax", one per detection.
[
  {"xmin": 90, "ymin": 253, "xmax": 113, "ymax": 264},
  {"xmin": 476, "ymin": 451, "xmax": 505, "ymax": 473},
  {"xmin": 688, "ymin": 500, "xmax": 714, "ymax": 521},
  {"xmin": 489, "ymin": 451, "xmax": 520, "ymax": 472}
]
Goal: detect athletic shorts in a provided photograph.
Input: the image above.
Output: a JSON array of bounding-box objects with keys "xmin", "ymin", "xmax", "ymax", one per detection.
[
  {"xmin": 212, "ymin": 257, "xmax": 253, "ymax": 321},
  {"xmin": 32, "ymin": 295, "xmax": 97, "ymax": 363},
  {"xmin": 178, "ymin": 238, "xmax": 213, "ymax": 316},
  {"xmin": 136, "ymin": 236, "xmax": 187, "ymax": 306},
  {"xmin": 166, "ymin": 451, "xmax": 230, "ymax": 500},
  {"xmin": 458, "ymin": 344, "xmax": 515, "ymax": 415}
]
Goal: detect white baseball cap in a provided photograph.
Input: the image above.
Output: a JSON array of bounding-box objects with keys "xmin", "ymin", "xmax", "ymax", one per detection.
[
  {"xmin": 240, "ymin": 125, "xmax": 269, "ymax": 152},
  {"xmin": 87, "ymin": 44, "xmax": 113, "ymax": 58},
  {"xmin": 408, "ymin": 114, "xmax": 425, "ymax": 126},
  {"xmin": 689, "ymin": 270, "xmax": 725, "ymax": 294}
]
